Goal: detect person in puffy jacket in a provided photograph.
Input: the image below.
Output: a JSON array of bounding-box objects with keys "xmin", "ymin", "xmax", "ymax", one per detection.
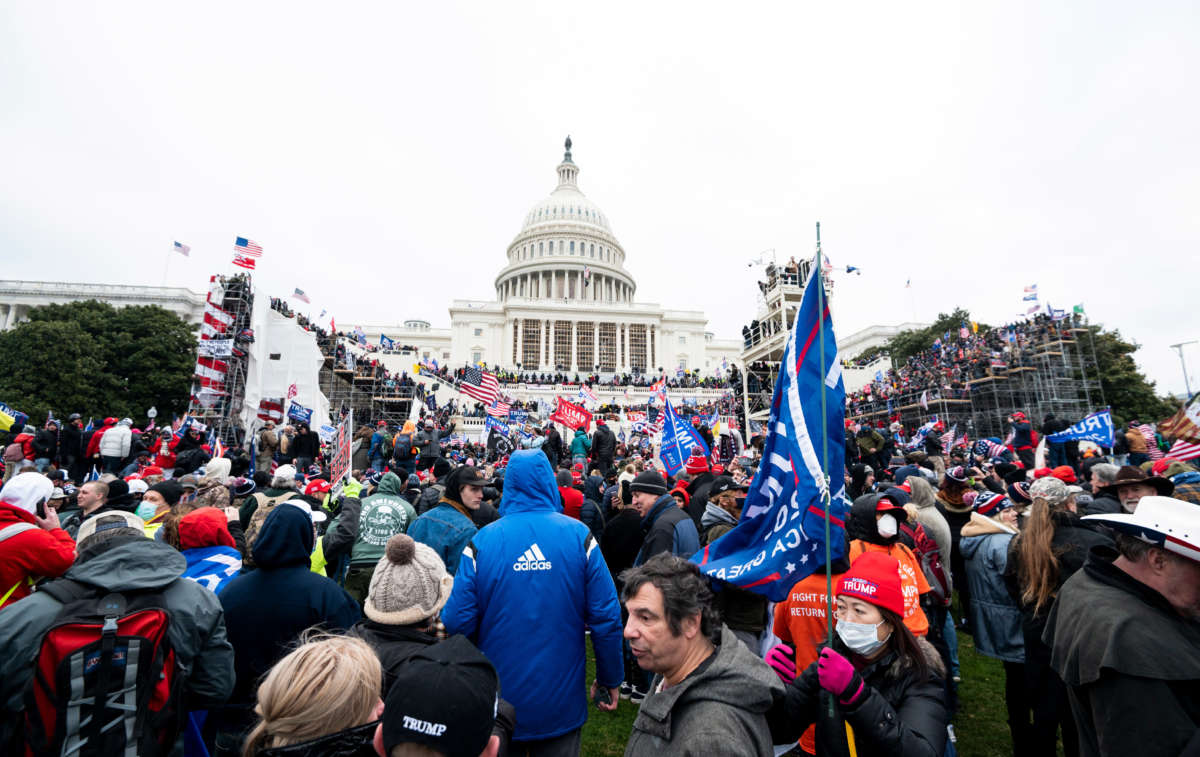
[
  {"xmin": 0, "ymin": 472, "xmax": 76, "ymax": 609},
  {"xmin": 569, "ymin": 427, "xmax": 591, "ymax": 464},
  {"xmin": 767, "ymin": 552, "xmax": 948, "ymax": 756},
  {"xmin": 99, "ymin": 417, "xmax": 133, "ymax": 474},
  {"xmin": 442, "ymin": 449, "xmax": 623, "ymax": 749},
  {"xmin": 960, "ymin": 491, "xmax": 1028, "ymax": 751}
]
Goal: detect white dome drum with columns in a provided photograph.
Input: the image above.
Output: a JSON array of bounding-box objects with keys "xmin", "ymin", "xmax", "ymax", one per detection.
[{"xmin": 362, "ymin": 138, "xmax": 742, "ymax": 378}]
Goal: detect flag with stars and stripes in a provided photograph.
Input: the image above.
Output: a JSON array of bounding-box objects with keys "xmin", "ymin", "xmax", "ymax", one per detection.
[
  {"xmin": 459, "ymin": 365, "xmax": 499, "ymax": 405},
  {"xmin": 694, "ymin": 256, "xmax": 848, "ymax": 600}
]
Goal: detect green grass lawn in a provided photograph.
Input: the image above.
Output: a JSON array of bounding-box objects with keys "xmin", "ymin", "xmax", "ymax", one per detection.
[{"xmin": 579, "ymin": 630, "xmax": 1024, "ymax": 756}]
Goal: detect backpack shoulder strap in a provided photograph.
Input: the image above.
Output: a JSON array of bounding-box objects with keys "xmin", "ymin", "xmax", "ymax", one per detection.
[
  {"xmin": 0, "ymin": 522, "xmax": 38, "ymax": 542},
  {"xmin": 36, "ymin": 578, "xmax": 96, "ymax": 606}
]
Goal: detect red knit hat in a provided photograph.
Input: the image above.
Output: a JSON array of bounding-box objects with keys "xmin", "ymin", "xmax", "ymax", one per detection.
[
  {"xmin": 1033, "ymin": 467, "xmax": 1053, "ymax": 479},
  {"xmin": 1050, "ymin": 465, "xmax": 1077, "ymax": 484},
  {"xmin": 178, "ymin": 507, "xmax": 236, "ymax": 550},
  {"xmin": 669, "ymin": 485, "xmax": 690, "ymax": 506},
  {"xmin": 837, "ymin": 552, "xmax": 905, "ymax": 616},
  {"xmin": 684, "ymin": 449, "xmax": 709, "ymax": 475}
]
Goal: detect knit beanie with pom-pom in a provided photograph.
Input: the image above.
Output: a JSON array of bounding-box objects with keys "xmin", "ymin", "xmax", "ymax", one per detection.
[{"xmin": 364, "ymin": 533, "xmax": 454, "ymax": 626}]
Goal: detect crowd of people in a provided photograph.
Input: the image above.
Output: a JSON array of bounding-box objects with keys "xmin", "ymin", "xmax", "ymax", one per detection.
[
  {"xmin": 845, "ymin": 313, "xmax": 1086, "ymax": 417},
  {"xmin": 3, "ymin": 391, "xmax": 1200, "ymax": 757}
]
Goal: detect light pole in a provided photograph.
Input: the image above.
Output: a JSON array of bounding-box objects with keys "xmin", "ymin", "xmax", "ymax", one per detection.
[{"xmin": 1170, "ymin": 340, "xmax": 1197, "ymax": 397}]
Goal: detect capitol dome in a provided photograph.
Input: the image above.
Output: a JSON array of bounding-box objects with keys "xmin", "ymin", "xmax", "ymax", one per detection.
[{"xmin": 495, "ymin": 137, "xmax": 636, "ymax": 305}]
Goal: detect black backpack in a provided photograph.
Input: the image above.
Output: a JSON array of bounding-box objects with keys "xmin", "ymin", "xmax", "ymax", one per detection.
[{"xmin": 22, "ymin": 580, "xmax": 184, "ymax": 757}]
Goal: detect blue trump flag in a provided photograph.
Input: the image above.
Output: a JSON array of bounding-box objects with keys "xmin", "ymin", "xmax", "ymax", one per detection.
[
  {"xmin": 659, "ymin": 397, "xmax": 710, "ymax": 475},
  {"xmin": 1046, "ymin": 409, "xmax": 1114, "ymax": 447},
  {"xmin": 380, "ymin": 334, "xmax": 395, "ymax": 350},
  {"xmin": 693, "ymin": 259, "xmax": 848, "ymax": 601}
]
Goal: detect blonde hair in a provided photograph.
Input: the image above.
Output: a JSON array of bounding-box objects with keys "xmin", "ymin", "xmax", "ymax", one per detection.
[{"xmin": 242, "ymin": 634, "xmax": 382, "ymax": 756}]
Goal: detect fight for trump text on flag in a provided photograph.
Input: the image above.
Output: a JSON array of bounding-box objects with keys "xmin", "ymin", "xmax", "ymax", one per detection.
[{"xmin": 693, "ymin": 258, "xmax": 848, "ymax": 601}]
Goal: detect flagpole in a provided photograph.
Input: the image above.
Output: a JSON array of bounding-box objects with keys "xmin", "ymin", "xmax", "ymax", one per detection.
[{"xmin": 815, "ymin": 223, "xmax": 835, "ymax": 705}]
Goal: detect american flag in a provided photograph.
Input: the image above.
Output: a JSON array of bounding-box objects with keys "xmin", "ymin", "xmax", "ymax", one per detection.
[
  {"xmin": 939, "ymin": 424, "xmax": 958, "ymax": 454},
  {"xmin": 173, "ymin": 241, "xmax": 190, "ymax": 257},
  {"xmin": 292, "ymin": 288, "xmax": 310, "ymax": 304},
  {"xmin": 232, "ymin": 254, "xmax": 256, "ymax": 270},
  {"xmin": 1167, "ymin": 439, "xmax": 1200, "ymax": 461},
  {"xmin": 234, "ymin": 237, "xmax": 263, "ymax": 257},
  {"xmin": 486, "ymin": 399, "xmax": 511, "ymax": 418},
  {"xmin": 579, "ymin": 384, "xmax": 599, "ymax": 404},
  {"xmin": 460, "ymin": 365, "xmax": 499, "ymax": 405},
  {"xmin": 1024, "ymin": 284, "xmax": 1038, "ymax": 293}
]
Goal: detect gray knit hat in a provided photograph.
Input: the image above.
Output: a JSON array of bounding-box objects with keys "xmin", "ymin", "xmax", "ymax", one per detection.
[{"xmin": 364, "ymin": 534, "xmax": 453, "ymax": 625}]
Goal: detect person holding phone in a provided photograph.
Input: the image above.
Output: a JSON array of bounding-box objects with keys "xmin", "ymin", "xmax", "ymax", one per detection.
[{"xmin": 0, "ymin": 472, "xmax": 76, "ymax": 609}]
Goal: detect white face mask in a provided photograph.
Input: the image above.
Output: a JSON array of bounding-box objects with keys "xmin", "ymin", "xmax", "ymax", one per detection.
[
  {"xmin": 877, "ymin": 513, "xmax": 898, "ymax": 538},
  {"xmin": 836, "ymin": 618, "xmax": 890, "ymax": 656}
]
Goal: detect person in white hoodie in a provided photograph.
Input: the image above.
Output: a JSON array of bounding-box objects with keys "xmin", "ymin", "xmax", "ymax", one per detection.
[
  {"xmin": 99, "ymin": 417, "xmax": 133, "ymax": 474},
  {"xmin": 960, "ymin": 490, "xmax": 1029, "ymax": 752}
]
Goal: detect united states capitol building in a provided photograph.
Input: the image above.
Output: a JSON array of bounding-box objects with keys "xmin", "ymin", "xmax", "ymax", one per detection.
[{"xmin": 1, "ymin": 139, "xmax": 742, "ymax": 378}]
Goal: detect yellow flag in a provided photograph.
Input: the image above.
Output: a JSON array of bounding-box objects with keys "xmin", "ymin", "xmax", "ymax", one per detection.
[
  {"xmin": 0, "ymin": 408, "xmax": 14, "ymax": 432},
  {"xmin": 971, "ymin": 321, "xmax": 978, "ymax": 334}
]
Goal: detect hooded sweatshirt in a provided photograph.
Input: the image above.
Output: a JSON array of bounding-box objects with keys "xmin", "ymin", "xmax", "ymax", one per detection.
[
  {"xmin": 442, "ymin": 450, "xmax": 623, "ymax": 741},
  {"xmin": 349, "ymin": 472, "xmax": 417, "ymax": 566},
  {"xmin": 219, "ymin": 506, "xmax": 360, "ymax": 706},
  {"xmin": 179, "ymin": 507, "xmax": 243, "ymax": 595}
]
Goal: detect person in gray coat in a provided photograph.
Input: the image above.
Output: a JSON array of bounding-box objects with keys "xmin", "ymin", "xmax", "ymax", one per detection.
[
  {"xmin": 0, "ymin": 511, "xmax": 235, "ymax": 746},
  {"xmin": 621, "ymin": 553, "xmax": 782, "ymax": 757}
]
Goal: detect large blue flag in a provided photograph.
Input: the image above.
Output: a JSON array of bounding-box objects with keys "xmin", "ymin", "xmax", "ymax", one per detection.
[
  {"xmin": 659, "ymin": 397, "xmax": 710, "ymax": 475},
  {"xmin": 693, "ymin": 259, "xmax": 847, "ymax": 601},
  {"xmin": 1046, "ymin": 409, "xmax": 1114, "ymax": 447}
]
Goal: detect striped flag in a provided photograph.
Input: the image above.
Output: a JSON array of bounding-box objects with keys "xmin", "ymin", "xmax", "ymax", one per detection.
[
  {"xmin": 1167, "ymin": 439, "xmax": 1200, "ymax": 461},
  {"xmin": 234, "ymin": 237, "xmax": 263, "ymax": 257},
  {"xmin": 459, "ymin": 365, "xmax": 499, "ymax": 405},
  {"xmin": 292, "ymin": 288, "xmax": 311, "ymax": 304},
  {"xmin": 173, "ymin": 241, "xmax": 191, "ymax": 256},
  {"xmin": 939, "ymin": 424, "xmax": 958, "ymax": 454},
  {"xmin": 486, "ymin": 399, "xmax": 511, "ymax": 418},
  {"xmin": 232, "ymin": 254, "xmax": 256, "ymax": 270}
]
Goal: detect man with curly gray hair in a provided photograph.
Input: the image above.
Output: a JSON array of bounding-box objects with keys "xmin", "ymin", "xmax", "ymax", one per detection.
[{"xmin": 620, "ymin": 553, "xmax": 782, "ymax": 756}]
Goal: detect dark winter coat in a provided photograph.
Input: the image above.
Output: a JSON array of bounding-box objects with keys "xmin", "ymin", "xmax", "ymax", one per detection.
[
  {"xmin": 219, "ymin": 506, "xmax": 361, "ymax": 708},
  {"xmin": 684, "ymin": 471, "xmax": 715, "ymax": 529},
  {"xmin": 348, "ymin": 620, "xmax": 439, "ymax": 695},
  {"xmin": 257, "ymin": 721, "xmax": 378, "ymax": 757},
  {"xmin": 625, "ymin": 625, "xmax": 783, "ymax": 757},
  {"xmin": 1045, "ymin": 547, "xmax": 1200, "ymax": 757},
  {"xmin": 61, "ymin": 424, "xmax": 83, "ymax": 460},
  {"xmin": 702, "ymin": 512, "xmax": 768, "ymax": 634},
  {"xmin": 291, "ymin": 430, "xmax": 319, "ymax": 460},
  {"xmin": 635, "ymin": 494, "xmax": 701, "ymax": 565},
  {"xmin": 600, "ymin": 508, "xmax": 643, "ymax": 584},
  {"xmin": 959, "ymin": 513, "xmax": 1022, "ymax": 662},
  {"xmin": 32, "ymin": 428, "xmax": 57, "ymax": 460},
  {"xmin": 768, "ymin": 636, "xmax": 948, "ymax": 757},
  {"xmin": 592, "ymin": 424, "xmax": 616, "ymax": 463}
]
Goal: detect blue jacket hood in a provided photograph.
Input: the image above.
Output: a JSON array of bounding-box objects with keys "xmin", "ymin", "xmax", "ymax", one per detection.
[
  {"xmin": 252, "ymin": 503, "xmax": 314, "ymax": 569},
  {"xmin": 498, "ymin": 450, "xmax": 561, "ymax": 516}
]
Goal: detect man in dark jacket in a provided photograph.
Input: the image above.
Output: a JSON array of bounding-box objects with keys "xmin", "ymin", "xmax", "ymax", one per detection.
[
  {"xmin": 631, "ymin": 470, "xmax": 701, "ymax": 564},
  {"xmin": 290, "ymin": 423, "xmax": 319, "ymax": 470},
  {"xmin": 0, "ymin": 511, "xmax": 235, "ymax": 746},
  {"xmin": 699, "ymin": 476, "xmax": 767, "ymax": 651},
  {"xmin": 543, "ymin": 424, "xmax": 562, "ymax": 469},
  {"xmin": 61, "ymin": 414, "xmax": 85, "ymax": 482},
  {"xmin": 1045, "ymin": 496, "xmax": 1200, "ymax": 757},
  {"xmin": 592, "ymin": 418, "xmax": 616, "ymax": 473},
  {"xmin": 32, "ymin": 419, "xmax": 59, "ymax": 473},
  {"xmin": 622, "ymin": 553, "xmax": 782, "ymax": 756},
  {"xmin": 216, "ymin": 503, "xmax": 360, "ymax": 748},
  {"xmin": 683, "ymin": 451, "xmax": 716, "ymax": 529}
]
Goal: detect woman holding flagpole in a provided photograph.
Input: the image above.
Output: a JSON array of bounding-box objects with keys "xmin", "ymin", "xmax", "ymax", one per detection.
[{"xmin": 767, "ymin": 551, "xmax": 949, "ymax": 755}]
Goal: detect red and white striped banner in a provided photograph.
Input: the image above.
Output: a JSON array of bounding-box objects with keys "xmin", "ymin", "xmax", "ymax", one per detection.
[{"xmin": 1167, "ymin": 439, "xmax": 1200, "ymax": 462}]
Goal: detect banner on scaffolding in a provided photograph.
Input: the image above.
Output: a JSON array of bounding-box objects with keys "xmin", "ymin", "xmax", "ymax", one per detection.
[
  {"xmin": 198, "ymin": 339, "xmax": 235, "ymax": 358},
  {"xmin": 287, "ymin": 402, "xmax": 313, "ymax": 425},
  {"xmin": 330, "ymin": 410, "xmax": 354, "ymax": 484}
]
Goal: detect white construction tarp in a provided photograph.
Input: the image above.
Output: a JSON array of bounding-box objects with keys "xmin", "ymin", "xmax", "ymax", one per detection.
[{"xmin": 240, "ymin": 297, "xmax": 331, "ymax": 435}]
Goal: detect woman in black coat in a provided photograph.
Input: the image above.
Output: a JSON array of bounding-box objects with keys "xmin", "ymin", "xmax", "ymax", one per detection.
[{"xmin": 768, "ymin": 551, "xmax": 948, "ymax": 756}]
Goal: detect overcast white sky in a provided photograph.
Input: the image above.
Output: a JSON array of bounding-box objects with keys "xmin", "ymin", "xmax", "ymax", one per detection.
[{"xmin": 2, "ymin": 2, "xmax": 1197, "ymax": 395}]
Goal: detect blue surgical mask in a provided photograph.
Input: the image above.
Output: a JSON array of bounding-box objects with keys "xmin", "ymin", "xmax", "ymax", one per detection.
[
  {"xmin": 836, "ymin": 618, "xmax": 890, "ymax": 656},
  {"xmin": 135, "ymin": 501, "xmax": 157, "ymax": 521}
]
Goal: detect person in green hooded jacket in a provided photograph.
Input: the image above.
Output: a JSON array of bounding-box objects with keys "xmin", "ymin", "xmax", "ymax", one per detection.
[{"xmin": 324, "ymin": 471, "xmax": 417, "ymax": 603}]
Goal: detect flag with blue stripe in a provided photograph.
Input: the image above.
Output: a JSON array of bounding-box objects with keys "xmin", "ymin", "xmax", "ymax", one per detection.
[
  {"xmin": 659, "ymin": 397, "xmax": 709, "ymax": 476},
  {"xmin": 1046, "ymin": 409, "xmax": 1114, "ymax": 447},
  {"xmin": 693, "ymin": 259, "xmax": 848, "ymax": 600},
  {"xmin": 380, "ymin": 334, "xmax": 396, "ymax": 350}
]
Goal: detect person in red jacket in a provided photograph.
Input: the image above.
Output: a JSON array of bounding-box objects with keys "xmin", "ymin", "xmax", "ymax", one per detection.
[
  {"xmin": 0, "ymin": 472, "xmax": 76, "ymax": 609},
  {"xmin": 556, "ymin": 469, "xmax": 584, "ymax": 520}
]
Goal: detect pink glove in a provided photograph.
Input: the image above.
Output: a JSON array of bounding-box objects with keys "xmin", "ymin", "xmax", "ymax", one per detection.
[
  {"xmin": 817, "ymin": 648, "xmax": 864, "ymax": 704},
  {"xmin": 765, "ymin": 643, "xmax": 796, "ymax": 684}
]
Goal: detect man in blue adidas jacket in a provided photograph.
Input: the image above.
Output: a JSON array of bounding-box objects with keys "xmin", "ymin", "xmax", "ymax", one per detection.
[{"xmin": 443, "ymin": 449, "xmax": 623, "ymax": 754}]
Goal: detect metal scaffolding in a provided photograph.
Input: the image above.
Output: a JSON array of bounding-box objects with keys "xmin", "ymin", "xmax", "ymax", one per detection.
[{"xmin": 187, "ymin": 275, "xmax": 255, "ymax": 446}]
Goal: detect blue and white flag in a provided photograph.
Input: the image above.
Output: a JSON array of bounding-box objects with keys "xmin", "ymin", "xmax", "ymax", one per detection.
[
  {"xmin": 1046, "ymin": 409, "xmax": 1114, "ymax": 447},
  {"xmin": 484, "ymin": 415, "xmax": 508, "ymax": 435},
  {"xmin": 182, "ymin": 546, "xmax": 243, "ymax": 595},
  {"xmin": 84, "ymin": 466, "xmax": 100, "ymax": 483},
  {"xmin": 287, "ymin": 402, "xmax": 313, "ymax": 425},
  {"xmin": 509, "ymin": 409, "xmax": 528, "ymax": 424},
  {"xmin": 380, "ymin": 334, "xmax": 395, "ymax": 350},
  {"xmin": 658, "ymin": 397, "xmax": 710, "ymax": 476},
  {"xmin": 693, "ymin": 259, "xmax": 848, "ymax": 600}
]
